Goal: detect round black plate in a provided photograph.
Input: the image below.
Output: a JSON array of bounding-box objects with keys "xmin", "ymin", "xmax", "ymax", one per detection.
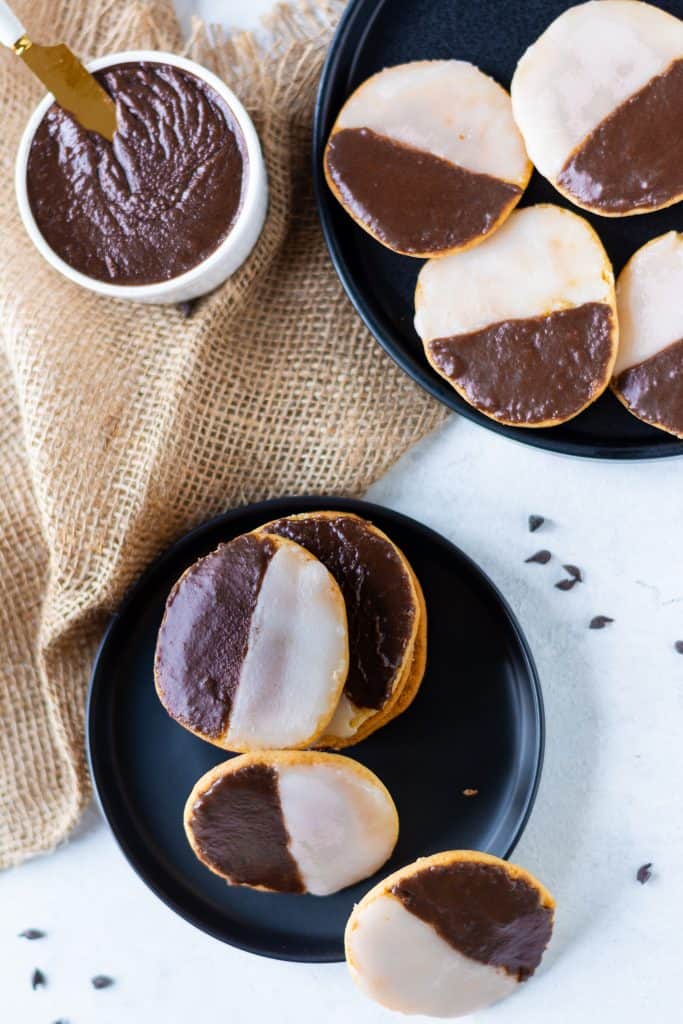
[
  {"xmin": 313, "ymin": 0, "xmax": 683, "ymax": 460},
  {"xmin": 87, "ymin": 496, "xmax": 543, "ymax": 962}
]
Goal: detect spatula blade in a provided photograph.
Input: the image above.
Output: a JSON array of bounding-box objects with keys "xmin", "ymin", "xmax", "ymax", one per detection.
[{"xmin": 20, "ymin": 42, "xmax": 117, "ymax": 141}]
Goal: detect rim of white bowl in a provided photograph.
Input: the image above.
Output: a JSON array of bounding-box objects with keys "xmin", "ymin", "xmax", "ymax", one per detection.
[{"xmin": 15, "ymin": 50, "xmax": 266, "ymax": 300}]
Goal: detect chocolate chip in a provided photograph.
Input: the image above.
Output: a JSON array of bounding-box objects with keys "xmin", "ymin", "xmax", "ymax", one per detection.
[
  {"xmin": 637, "ymin": 863, "xmax": 653, "ymax": 884},
  {"xmin": 19, "ymin": 929, "xmax": 45, "ymax": 940},
  {"xmin": 177, "ymin": 299, "xmax": 197, "ymax": 318},
  {"xmin": 525, "ymin": 550, "xmax": 551, "ymax": 565},
  {"xmin": 590, "ymin": 616, "xmax": 614, "ymax": 629},
  {"xmin": 462, "ymin": 788, "xmax": 479, "ymax": 797},
  {"xmin": 563, "ymin": 564, "xmax": 583, "ymax": 581},
  {"xmin": 675, "ymin": 641, "xmax": 683, "ymax": 654},
  {"xmin": 528, "ymin": 515, "xmax": 545, "ymax": 532},
  {"xmin": 92, "ymin": 975, "xmax": 115, "ymax": 990},
  {"xmin": 31, "ymin": 968, "xmax": 46, "ymax": 990},
  {"xmin": 555, "ymin": 578, "xmax": 578, "ymax": 591}
]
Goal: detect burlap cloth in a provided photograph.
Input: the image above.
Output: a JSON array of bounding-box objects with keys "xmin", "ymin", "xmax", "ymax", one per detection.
[{"xmin": 0, "ymin": 0, "xmax": 446, "ymax": 869}]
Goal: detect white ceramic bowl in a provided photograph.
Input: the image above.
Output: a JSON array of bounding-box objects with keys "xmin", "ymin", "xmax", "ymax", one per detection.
[{"xmin": 15, "ymin": 50, "xmax": 268, "ymax": 304}]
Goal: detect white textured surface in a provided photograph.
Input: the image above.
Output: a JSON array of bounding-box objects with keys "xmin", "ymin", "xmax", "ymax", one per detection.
[
  {"xmin": 415, "ymin": 205, "xmax": 612, "ymax": 341},
  {"xmin": 226, "ymin": 541, "xmax": 347, "ymax": 749},
  {"xmin": 614, "ymin": 231, "xmax": 683, "ymax": 375},
  {"xmin": 279, "ymin": 762, "xmax": 397, "ymax": 896},
  {"xmin": 335, "ymin": 61, "xmax": 529, "ymax": 185},
  {"xmin": 346, "ymin": 893, "xmax": 517, "ymax": 1017},
  {"xmin": 2, "ymin": 2, "xmax": 683, "ymax": 1023},
  {"xmin": 511, "ymin": 0, "xmax": 683, "ymax": 180}
]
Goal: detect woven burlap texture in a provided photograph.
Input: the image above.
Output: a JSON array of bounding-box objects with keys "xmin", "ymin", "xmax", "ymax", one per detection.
[{"xmin": 0, "ymin": 0, "xmax": 447, "ymax": 868}]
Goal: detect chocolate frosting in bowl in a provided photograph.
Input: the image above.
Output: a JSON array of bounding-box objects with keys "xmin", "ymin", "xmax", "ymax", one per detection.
[{"xmin": 26, "ymin": 62, "xmax": 246, "ymax": 285}]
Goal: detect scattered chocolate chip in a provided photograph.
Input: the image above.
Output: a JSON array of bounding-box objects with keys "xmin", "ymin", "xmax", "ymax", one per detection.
[
  {"xmin": 177, "ymin": 299, "xmax": 197, "ymax": 318},
  {"xmin": 462, "ymin": 789, "xmax": 479, "ymax": 797},
  {"xmin": 525, "ymin": 549, "xmax": 551, "ymax": 565},
  {"xmin": 19, "ymin": 929, "xmax": 45, "ymax": 940},
  {"xmin": 675, "ymin": 641, "xmax": 683, "ymax": 654},
  {"xmin": 92, "ymin": 975, "xmax": 115, "ymax": 990},
  {"xmin": 31, "ymin": 968, "xmax": 46, "ymax": 990},
  {"xmin": 555, "ymin": 578, "xmax": 578, "ymax": 591},
  {"xmin": 590, "ymin": 616, "xmax": 614, "ymax": 629},
  {"xmin": 528, "ymin": 515, "xmax": 545, "ymax": 532},
  {"xmin": 563, "ymin": 564, "xmax": 583, "ymax": 582},
  {"xmin": 637, "ymin": 863, "xmax": 653, "ymax": 884}
]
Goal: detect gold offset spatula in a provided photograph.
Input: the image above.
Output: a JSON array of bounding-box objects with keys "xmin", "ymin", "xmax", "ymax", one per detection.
[{"xmin": 0, "ymin": 0, "xmax": 117, "ymax": 140}]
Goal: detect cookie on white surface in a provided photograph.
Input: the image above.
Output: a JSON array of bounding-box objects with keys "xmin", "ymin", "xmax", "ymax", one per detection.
[
  {"xmin": 324, "ymin": 60, "xmax": 531, "ymax": 257},
  {"xmin": 184, "ymin": 751, "xmax": 399, "ymax": 895},
  {"xmin": 345, "ymin": 850, "xmax": 555, "ymax": 1018},
  {"xmin": 258, "ymin": 511, "xmax": 426, "ymax": 748},
  {"xmin": 415, "ymin": 204, "xmax": 618, "ymax": 427},
  {"xmin": 154, "ymin": 533, "xmax": 348, "ymax": 751},
  {"xmin": 612, "ymin": 231, "xmax": 683, "ymax": 437},
  {"xmin": 511, "ymin": 1, "xmax": 683, "ymax": 216}
]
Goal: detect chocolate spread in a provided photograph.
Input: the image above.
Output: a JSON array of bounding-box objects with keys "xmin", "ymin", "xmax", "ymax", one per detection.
[
  {"xmin": 616, "ymin": 337, "xmax": 683, "ymax": 436},
  {"xmin": 392, "ymin": 861, "xmax": 553, "ymax": 981},
  {"xmin": 428, "ymin": 303, "xmax": 615, "ymax": 424},
  {"xmin": 27, "ymin": 62, "xmax": 246, "ymax": 284},
  {"xmin": 265, "ymin": 514, "xmax": 416, "ymax": 710},
  {"xmin": 190, "ymin": 763, "xmax": 303, "ymax": 892},
  {"xmin": 325, "ymin": 127, "xmax": 520, "ymax": 254},
  {"xmin": 155, "ymin": 535, "xmax": 275, "ymax": 737},
  {"xmin": 558, "ymin": 59, "xmax": 683, "ymax": 213}
]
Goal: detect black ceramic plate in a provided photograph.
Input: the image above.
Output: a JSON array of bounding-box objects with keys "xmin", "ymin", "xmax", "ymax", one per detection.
[
  {"xmin": 87, "ymin": 496, "xmax": 543, "ymax": 962},
  {"xmin": 313, "ymin": 0, "xmax": 683, "ymax": 460}
]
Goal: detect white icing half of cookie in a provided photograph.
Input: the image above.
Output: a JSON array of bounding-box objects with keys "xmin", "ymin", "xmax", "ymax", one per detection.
[
  {"xmin": 614, "ymin": 231, "xmax": 683, "ymax": 375},
  {"xmin": 346, "ymin": 894, "xmax": 517, "ymax": 1018},
  {"xmin": 278, "ymin": 760, "xmax": 398, "ymax": 896},
  {"xmin": 226, "ymin": 543, "xmax": 348, "ymax": 749},
  {"xmin": 511, "ymin": 1, "xmax": 683, "ymax": 181},
  {"xmin": 415, "ymin": 204, "xmax": 612, "ymax": 342},
  {"xmin": 335, "ymin": 60, "xmax": 530, "ymax": 185}
]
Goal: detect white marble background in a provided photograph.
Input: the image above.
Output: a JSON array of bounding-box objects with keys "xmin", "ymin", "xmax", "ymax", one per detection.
[{"xmin": 2, "ymin": 2, "xmax": 682, "ymax": 1023}]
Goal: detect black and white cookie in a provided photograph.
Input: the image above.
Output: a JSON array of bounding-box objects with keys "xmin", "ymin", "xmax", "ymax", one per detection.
[
  {"xmin": 155, "ymin": 534, "xmax": 349, "ymax": 751},
  {"xmin": 415, "ymin": 204, "xmax": 618, "ymax": 427},
  {"xmin": 512, "ymin": 1, "xmax": 683, "ymax": 216},
  {"xmin": 258, "ymin": 512, "xmax": 426, "ymax": 748},
  {"xmin": 345, "ymin": 851, "xmax": 555, "ymax": 1018},
  {"xmin": 185, "ymin": 751, "xmax": 399, "ymax": 895},
  {"xmin": 324, "ymin": 60, "xmax": 531, "ymax": 257},
  {"xmin": 612, "ymin": 232, "xmax": 683, "ymax": 437}
]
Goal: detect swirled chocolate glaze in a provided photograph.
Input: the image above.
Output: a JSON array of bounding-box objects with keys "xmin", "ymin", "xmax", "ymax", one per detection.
[
  {"xmin": 27, "ymin": 62, "xmax": 246, "ymax": 284},
  {"xmin": 325, "ymin": 127, "xmax": 520, "ymax": 254},
  {"xmin": 616, "ymin": 338, "xmax": 683, "ymax": 437},
  {"xmin": 155, "ymin": 534, "xmax": 275, "ymax": 738},
  {"xmin": 189, "ymin": 763, "xmax": 303, "ymax": 892},
  {"xmin": 392, "ymin": 861, "xmax": 553, "ymax": 981},
  {"xmin": 558, "ymin": 59, "xmax": 683, "ymax": 214},
  {"xmin": 428, "ymin": 303, "xmax": 615, "ymax": 424},
  {"xmin": 264, "ymin": 514, "xmax": 416, "ymax": 710}
]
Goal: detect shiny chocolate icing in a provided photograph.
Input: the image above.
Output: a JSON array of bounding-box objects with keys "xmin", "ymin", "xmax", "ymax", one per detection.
[
  {"xmin": 616, "ymin": 337, "xmax": 683, "ymax": 437},
  {"xmin": 265, "ymin": 514, "xmax": 416, "ymax": 710},
  {"xmin": 190, "ymin": 763, "xmax": 303, "ymax": 892},
  {"xmin": 428, "ymin": 303, "xmax": 615, "ymax": 424},
  {"xmin": 392, "ymin": 860, "xmax": 553, "ymax": 981},
  {"xmin": 325, "ymin": 127, "xmax": 520, "ymax": 254},
  {"xmin": 27, "ymin": 62, "xmax": 246, "ymax": 284},
  {"xmin": 155, "ymin": 534, "xmax": 275, "ymax": 738},
  {"xmin": 558, "ymin": 59, "xmax": 683, "ymax": 213}
]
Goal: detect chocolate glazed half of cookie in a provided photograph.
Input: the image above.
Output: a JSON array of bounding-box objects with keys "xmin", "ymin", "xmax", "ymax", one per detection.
[
  {"xmin": 428, "ymin": 303, "xmax": 616, "ymax": 426},
  {"xmin": 26, "ymin": 62, "xmax": 247, "ymax": 284},
  {"xmin": 614, "ymin": 340, "xmax": 683, "ymax": 438},
  {"xmin": 258, "ymin": 512, "xmax": 425, "ymax": 746},
  {"xmin": 557, "ymin": 58, "xmax": 683, "ymax": 216}
]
